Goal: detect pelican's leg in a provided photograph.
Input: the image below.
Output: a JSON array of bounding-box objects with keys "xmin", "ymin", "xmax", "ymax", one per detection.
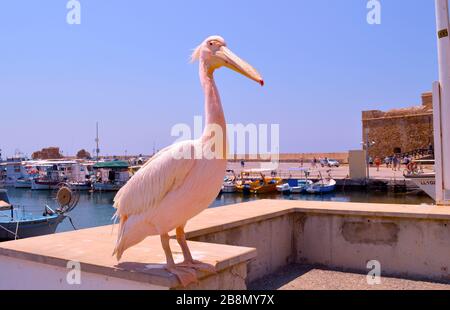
[
  {"xmin": 160, "ymin": 233, "xmax": 175, "ymax": 267},
  {"xmin": 176, "ymin": 226, "xmax": 216, "ymax": 274},
  {"xmin": 160, "ymin": 233, "xmax": 197, "ymax": 287}
]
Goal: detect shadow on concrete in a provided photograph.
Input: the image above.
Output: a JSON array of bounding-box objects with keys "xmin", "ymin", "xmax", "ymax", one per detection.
[{"xmin": 248, "ymin": 264, "xmax": 316, "ymax": 290}]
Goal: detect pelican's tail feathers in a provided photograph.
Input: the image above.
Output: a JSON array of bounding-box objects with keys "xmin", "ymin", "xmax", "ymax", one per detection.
[{"xmin": 112, "ymin": 215, "xmax": 128, "ymax": 261}]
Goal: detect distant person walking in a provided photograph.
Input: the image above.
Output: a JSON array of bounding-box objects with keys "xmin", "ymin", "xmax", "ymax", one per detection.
[
  {"xmin": 384, "ymin": 156, "xmax": 391, "ymax": 168},
  {"xmin": 312, "ymin": 157, "xmax": 317, "ymax": 168},
  {"xmin": 392, "ymin": 156, "xmax": 399, "ymax": 171},
  {"xmin": 240, "ymin": 160, "xmax": 245, "ymax": 168},
  {"xmin": 374, "ymin": 156, "xmax": 381, "ymax": 172},
  {"xmin": 300, "ymin": 157, "xmax": 304, "ymax": 167}
]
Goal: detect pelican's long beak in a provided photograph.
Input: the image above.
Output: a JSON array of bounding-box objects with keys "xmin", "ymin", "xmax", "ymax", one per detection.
[{"xmin": 217, "ymin": 46, "xmax": 264, "ymax": 86}]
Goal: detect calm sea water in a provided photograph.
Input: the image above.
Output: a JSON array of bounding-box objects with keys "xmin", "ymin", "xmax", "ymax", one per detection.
[{"xmin": 5, "ymin": 188, "xmax": 434, "ymax": 233}]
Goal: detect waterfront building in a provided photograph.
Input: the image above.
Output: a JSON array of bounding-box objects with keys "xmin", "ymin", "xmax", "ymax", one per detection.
[{"xmin": 362, "ymin": 92, "xmax": 434, "ymax": 158}]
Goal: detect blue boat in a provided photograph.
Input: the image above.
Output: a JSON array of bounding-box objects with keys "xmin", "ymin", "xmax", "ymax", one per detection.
[
  {"xmin": 306, "ymin": 178, "xmax": 337, "ymax": 194},
  {"xmin": 277, "ymin": 168, "xmax": 313, "ymax": 194},
  {"xmin": 0, "ymin": 188, "xmax": 76, "ymax": 241},
  {"xmin": 277, "ymin": 179, "xmax": 313, "ymax": 194}
]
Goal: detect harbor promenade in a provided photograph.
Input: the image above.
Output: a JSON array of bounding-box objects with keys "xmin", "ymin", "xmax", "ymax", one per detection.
[{"xmin": 228, "ymin": 162, "xmax": 434, "ymax": 183}]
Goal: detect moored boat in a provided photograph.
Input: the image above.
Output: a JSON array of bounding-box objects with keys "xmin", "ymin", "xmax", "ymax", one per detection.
[
  {"xmin": 306, "ymin": 178, "xmax": 336, "ymax": 194},
  {"xmin": 221, "ymin": 170, "xmax": 237, "ymax": 193},
  {"xmin": 14, "ymin": 178, "xmax": 32, "ymax": 188},
  {"xmin": 236, "ymin": 169, "xmax": 282, "ymax": 194},
  {"xmin": 277, "ymin": 168, "xmax": 312, "ymax": 194},
  {"xmin": 69, "ymin": 181, "xmax": 92, "ymax": 191},
  {"xmin": 277, "ymin": 179, "xmax": 314, "ymax": 194},
  {"xmin": 92, "ymin": 160, "xmax": 130, "ymax": 192},
  {"xmin": 404, "ymin": 159, "xmax": 436, "ymax": 200},
  {"xmin": 0, "ymin": 187, "xmax": 78, "ymax": 241},
  {"xmin": 31, "ymin": 177, "xmax": 61, "ymax": 190}
]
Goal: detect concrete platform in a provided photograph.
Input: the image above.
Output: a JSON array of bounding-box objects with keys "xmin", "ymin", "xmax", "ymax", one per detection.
[
  {"xmin": 0, "ymin": 225, "xmax": 256, "ymax": 290},
  {"xmin": 250, "ymin": 264, "xmax": 450, "ymax": 290}
]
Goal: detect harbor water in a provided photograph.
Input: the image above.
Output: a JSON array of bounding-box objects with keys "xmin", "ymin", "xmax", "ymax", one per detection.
[{"xmin": 5, "ymin": 188, "xmax": 434, "ymax": 234}]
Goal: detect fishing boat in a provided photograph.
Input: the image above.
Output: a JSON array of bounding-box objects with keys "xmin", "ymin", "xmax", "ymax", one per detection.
[
  {"xmin": 221, "ymin": 170, "xmax": 237, "ymax": 193},
  {"xmin": 2, "ymin": 157, "xmax": 29, "ymax": 186},
  {"xmin": 14, "ymin": 177, "xmax": 33, "ymax": 188},
  {"xmin": 306, "ymin": 178, "xmax": 336, "ymax": 194},
  {"xmin": 92, "ymin": 160, "xmax": 130, "ymax": 191},
  {"xmin": 31, "ymin": 176, "xmax": 62, "ymax": 190},
  {"xmin": 277, "ymin": 168, "xmax": 313, "ymax": 194},
  {"xmin": 68, "ymin": 181, "xmax": 92, "ymax": 191},
  {"xmin": 277, "ymin": 179, "xmax": 313, "ymax": 194},
  {"xmin": 13, "ymin": 163, "xmax": 39, "ymax": 188},
  {"xmin": 67, "ymin": 162, "xmax": 93, "ymax": 191},
  {"xmin": 30, "ymin": 160, "xmax": 79, "ymax": 190},
  {"xmin": 0, "ymin": 186, "xmax": 78, "ymax": 241},
  {"xmin": 404, "ymin": 159, "xmax": 436, "ymax": 200},
  {"xmin": 236, "ymin": 169, "xmax": 282, "ymax": 194}
]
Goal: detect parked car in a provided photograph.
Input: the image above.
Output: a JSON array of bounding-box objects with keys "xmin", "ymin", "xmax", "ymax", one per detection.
[{"xmin": 320, "ymin": 159, "xmax": 340, "ymax": 168}]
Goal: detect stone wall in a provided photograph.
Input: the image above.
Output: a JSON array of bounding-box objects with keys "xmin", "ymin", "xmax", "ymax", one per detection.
[{"xmin": 362, "ymin": 92, "xmax": 434, "ymax": 158}]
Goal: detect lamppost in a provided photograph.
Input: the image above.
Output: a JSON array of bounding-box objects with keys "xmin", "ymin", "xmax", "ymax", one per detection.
[{"xmin": 362, "ymin": 129, "xmax": 376, "ymax": 182}]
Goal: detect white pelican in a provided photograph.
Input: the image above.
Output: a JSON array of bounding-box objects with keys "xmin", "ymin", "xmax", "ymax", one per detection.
[{"xmin": 112, "ymin": 35, "xmax": 263, "ymax": 286}]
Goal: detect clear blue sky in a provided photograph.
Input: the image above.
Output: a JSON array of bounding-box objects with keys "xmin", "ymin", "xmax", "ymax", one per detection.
[{"xmin": 0, "ymin": 0, "xmax": 438, "ymax": 157}]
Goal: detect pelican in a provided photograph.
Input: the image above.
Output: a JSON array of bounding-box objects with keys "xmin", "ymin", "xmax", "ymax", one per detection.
[{"xmin": 112, "ymin": 35, "xmax": 263, "ymax": 286}]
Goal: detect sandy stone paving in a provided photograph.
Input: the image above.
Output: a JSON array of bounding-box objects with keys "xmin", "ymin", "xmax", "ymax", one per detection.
[{"xmin": 249, "ymin": 264, "xmax": 450, "ymax": 290}]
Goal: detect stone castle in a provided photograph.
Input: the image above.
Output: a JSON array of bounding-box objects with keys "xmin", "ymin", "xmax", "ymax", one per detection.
[{"xmin": 362, "ymin": 92, "xmax": 434, "ymax": 158}]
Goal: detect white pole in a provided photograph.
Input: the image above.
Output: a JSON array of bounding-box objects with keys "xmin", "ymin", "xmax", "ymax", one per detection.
[
  {"xmin": 432, "ymin": 81, "xmax": 444, "ymax": 203},
  {"xmin": 435, "ymin": 0, "xmax": 450, "ymax": 204}
]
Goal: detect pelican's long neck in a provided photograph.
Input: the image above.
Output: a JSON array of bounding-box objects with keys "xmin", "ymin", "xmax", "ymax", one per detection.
[
  {"xmin": 200, "ymin": 62, "xmax": 226, "ymax": 133},
  {"xmin": 199, "ymin": 61, "xmax": 227, "ymax": 146}
]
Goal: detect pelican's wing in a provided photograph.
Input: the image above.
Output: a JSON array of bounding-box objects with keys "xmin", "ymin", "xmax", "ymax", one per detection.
[{"xmin": 113, "ymin": 140, "xmax": 196, "ymax": 218}]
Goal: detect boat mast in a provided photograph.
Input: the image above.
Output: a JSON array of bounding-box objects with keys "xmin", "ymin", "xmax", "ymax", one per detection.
[
  {"xmin": 95, "ymin": 122, "xmax": 100, "ymax": 162},
  {"xmin": 434, "ymin": 0, "xmax": 450, "ymax": 204}
]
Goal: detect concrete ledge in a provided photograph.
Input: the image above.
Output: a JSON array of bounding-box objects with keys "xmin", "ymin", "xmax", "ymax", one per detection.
[
  {"xmin": 0, "ymin": 226, "xmax": 256, "ymax": 290},
  {"xmin": 182, "ymin": 200, "xmax": 450, "ymax": 239}
]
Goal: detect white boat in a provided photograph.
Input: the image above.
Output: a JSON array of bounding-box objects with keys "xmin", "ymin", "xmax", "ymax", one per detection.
[
  {"xmin": 2, "ymin": 157, "xmax": 29, "ymax": 186},
  {"xmin": 276, "ymin": 183, "xmax": 291, "ymax": 194},
  {"xmin": 92, "ymin": 161, "xmax": 130, "ymax": 192},
  {"xmin": 277, "ymin": 179, "xmax": 313, "ymax": 194},
  {"xmin": 408, "ymin": 174, "xmax": 436, "ymax": 200},
  {"xmin": 221, "ymin": 182, "xmax": 237, "ymax": 193},
  {"xmin": 277, "ymin": 168, "xmax": 313, "ymax": 194},
  {"xmin": 292, "ymin": 179, "xmax": 314, "ymax": 193},
  {"xmin": 221, "ymin": 170, "xmax": 237, "ymax": 193},
  {"xmin": 306, "ymin": 179, "xmax": 337, "ymax": 194},
  {"xmin": 14, "ymin": 178, "xmax": 32, "ymax": 188},
  {"xmin": 69, "ymin": 181, "xmax": 92, "ymax": 191},
  {"xmin": 31, "ymin": 178, "xmax": 61, "ymax": 190},
  {"xmin": 404, "ymin": 160, "xmax": 436, "ymax": 200}
]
